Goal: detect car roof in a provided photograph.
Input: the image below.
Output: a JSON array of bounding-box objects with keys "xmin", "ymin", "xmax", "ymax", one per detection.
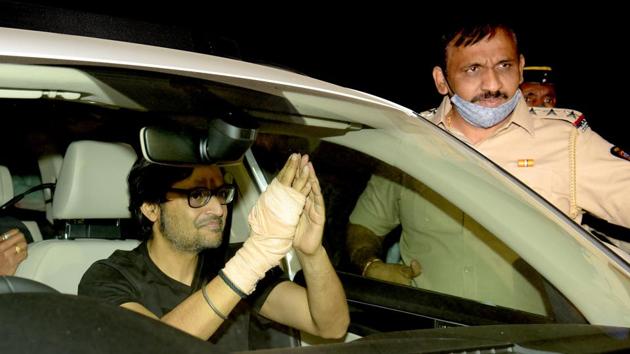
[{"xmin": 0, "ymin": 27, "xmax": 418, "ymax": 128}]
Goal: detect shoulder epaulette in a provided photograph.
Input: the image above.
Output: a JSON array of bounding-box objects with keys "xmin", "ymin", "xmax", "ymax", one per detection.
[
  {"xmin": 418, "ymin": 108, "xmax": 437, "ymax": 120},
  {"xmin": 528, "ymin": 107, "xmax": 589, "ymax": 132}
]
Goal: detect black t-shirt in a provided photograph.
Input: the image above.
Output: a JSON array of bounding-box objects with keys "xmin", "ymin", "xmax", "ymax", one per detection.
[{"xmin": 78, "ymin": 241, "xmax": 288, "ymax": 351}]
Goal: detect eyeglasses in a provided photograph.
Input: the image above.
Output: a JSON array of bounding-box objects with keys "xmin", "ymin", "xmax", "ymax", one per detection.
[{"xmin": 167, "ymin": 185, "xmax": 236, "ymax": 208}]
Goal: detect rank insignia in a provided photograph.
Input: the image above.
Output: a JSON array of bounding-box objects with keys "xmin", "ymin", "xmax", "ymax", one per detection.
[{"xmin": 572, "ymin": 114, "xmax": 589, "ymax": 132}]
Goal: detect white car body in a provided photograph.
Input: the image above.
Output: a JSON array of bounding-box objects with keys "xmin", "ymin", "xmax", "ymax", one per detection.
[{"xmin": 1, "ymin": 26, "xmax": 629, "ymax": 343}]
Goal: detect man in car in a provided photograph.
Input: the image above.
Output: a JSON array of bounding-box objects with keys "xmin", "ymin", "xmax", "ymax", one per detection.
[
  {"xmin": 520, "ymin": 66, "xmax": 557, "ymax": 107},
  {"xmin": 79, "ymin": 154, "xmax": 349, "ymax": 350},
  {"xmin": 347, "ymin": 19, "xmax": 630, "ymax": 294}
]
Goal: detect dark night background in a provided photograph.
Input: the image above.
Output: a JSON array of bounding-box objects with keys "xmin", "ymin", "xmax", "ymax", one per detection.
[{"xmin": 1, "ymin": 2, "xmax": 628, "ymax": 149}]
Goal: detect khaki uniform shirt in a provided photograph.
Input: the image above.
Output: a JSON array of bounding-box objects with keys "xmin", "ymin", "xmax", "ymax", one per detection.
[
  {"xmin": 349, "ymin": 97, "xmax": 629, "ymax": 315},
  {"xmin": 350, "ymin": 174, "xmax": 548, "ymax": 315},
  {"xmin": 425, "ymin": 96, "xmax": 630, "ymax": 229}
]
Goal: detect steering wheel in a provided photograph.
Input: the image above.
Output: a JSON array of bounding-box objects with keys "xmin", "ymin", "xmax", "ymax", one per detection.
[{"xmin": 0, "ymin": 276, "xmax": 58, "ymax": 294}]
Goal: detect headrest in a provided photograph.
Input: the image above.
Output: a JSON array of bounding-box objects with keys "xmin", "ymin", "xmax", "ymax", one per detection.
[
  {"xmin": 0, "ymin": 165, "xmax": 13, "ymax": 205},
  {"xmin": 52, "ymin": 141, "xmax": 137, "ymax": 219},
  {"xmin": 38, "ymin": 154, "xmax": 63, "ymax": 185},
  {"xmin": 38, "ymin": 154, "xmax": 63, "ymax": 223}
]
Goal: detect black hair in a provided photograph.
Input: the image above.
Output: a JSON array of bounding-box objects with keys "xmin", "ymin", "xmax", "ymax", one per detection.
[
  {"xmin": 438, "ymin": 18, "xmax": 519, "ymax": 72},
  {"xmin": 127, "ymin": 157, "xmax": 194, "ymax": 239}
]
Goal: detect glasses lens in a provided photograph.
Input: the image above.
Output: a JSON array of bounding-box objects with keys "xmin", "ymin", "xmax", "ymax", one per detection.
[
  {"xmin": 183, "ymin": 186, "xmax": 235, "ymax": 208},
  {"xmin": 188, "ymin": 188, "xmax": 211, "ymax": 208},
  {"xmin": 216, "ymin": 186, "xmax": 235, "ymax": 204}
]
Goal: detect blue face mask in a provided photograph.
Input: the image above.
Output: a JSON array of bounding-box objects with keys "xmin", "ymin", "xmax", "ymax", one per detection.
[{"xmin": 450, "ymin": 90, "xmax": 522, "ymax": 128}]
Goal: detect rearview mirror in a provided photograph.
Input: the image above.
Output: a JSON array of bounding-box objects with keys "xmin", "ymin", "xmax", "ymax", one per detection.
[{"xmin": 140, "ymin": 119, "xmax": 257, "ymax": 166}]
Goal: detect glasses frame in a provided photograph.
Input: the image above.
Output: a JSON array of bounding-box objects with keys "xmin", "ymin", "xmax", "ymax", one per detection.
[{"xmin": 167, "ymin": 184, "xmax": 235, "ymax": 208}]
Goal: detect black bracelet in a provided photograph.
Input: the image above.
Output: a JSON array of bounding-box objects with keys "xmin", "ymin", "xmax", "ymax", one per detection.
[
  {"xmin": 218, "ymin": 270, "xmax": 247, "ymax": 299},
  {"xmin": 201, "ymin": 282, "xmax": 228, "ymax": 321}
]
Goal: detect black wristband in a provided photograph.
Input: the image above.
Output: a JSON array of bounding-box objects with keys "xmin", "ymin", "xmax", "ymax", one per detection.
[
  {"xmin": 201, "ymin": 282, "xmax": 228, "ymax": 320},
  {"xmin": 218, "ymin": 270, "xmax": 247, "ymax": 299}
]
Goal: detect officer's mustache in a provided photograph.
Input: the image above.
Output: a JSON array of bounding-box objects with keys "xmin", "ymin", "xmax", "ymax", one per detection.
[{"xmin": 471, "ymin": 91, "xmax": 508, "ymax": 103}]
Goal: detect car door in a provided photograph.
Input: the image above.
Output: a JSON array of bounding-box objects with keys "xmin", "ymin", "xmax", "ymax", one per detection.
[{"xmin": 240, "ymin": 121, "xmax": 630, "ymax": 343}]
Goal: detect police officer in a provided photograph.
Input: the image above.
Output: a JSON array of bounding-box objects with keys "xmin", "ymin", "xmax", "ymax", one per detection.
[
  {"xmin": 427, "ymin": 22, "xmax": 630, "ymax": 250},
  {"xmin": 520, "ymin": 66, "xmax": 557, "ymax": 107},
  {"xmin": 347, "ymin": 20, "xmax": 630, "ymax": 291}
]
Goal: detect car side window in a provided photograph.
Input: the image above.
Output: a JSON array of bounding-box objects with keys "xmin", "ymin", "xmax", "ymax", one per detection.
[{"xmin": 250, "ymin": 132, "xmax": 583, "ymax": 322}]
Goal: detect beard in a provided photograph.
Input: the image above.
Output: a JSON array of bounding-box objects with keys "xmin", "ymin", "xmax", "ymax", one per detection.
[{"xmin": 159, "ymin": 208, "xmax": 224, "ymax": 253}]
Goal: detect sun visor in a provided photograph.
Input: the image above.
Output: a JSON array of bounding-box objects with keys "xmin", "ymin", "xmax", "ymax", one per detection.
[{"xmin": 140, "ymin": 119, "xmax": 257, "ymax": 166}]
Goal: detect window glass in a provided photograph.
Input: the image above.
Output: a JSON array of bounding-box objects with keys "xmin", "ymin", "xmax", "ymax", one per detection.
[{"xmin": 250, "ymin": 132, "xmax": 584, "ymax": 320}]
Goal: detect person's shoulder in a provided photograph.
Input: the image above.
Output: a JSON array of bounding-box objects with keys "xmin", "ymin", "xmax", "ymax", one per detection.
[
  {"xmin": 108, "ymin": 247, "xmax": 142, "ymax": 263},
  {"xmin": 88, "ymin": 243, "xmax": 144, "ymax": 272},
  {"xmin": 528, "ymin": 107, "xmax": 590, "ymax": 133}
]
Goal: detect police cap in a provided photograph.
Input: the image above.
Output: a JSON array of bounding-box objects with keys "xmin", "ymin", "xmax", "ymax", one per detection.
[{"xmin": 523, "ymin": 66, "xmax": 554, "ymax": 84}]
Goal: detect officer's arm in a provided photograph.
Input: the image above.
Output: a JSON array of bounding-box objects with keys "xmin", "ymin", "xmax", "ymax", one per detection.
[
  {"xmin": 347, "ymin": 224, "xmax": 421, "ymax": 285},
  {"xmin": 347, "ymin": 223, "xmax": 384, "ymax": 273},
  {"xmin": 577, "ymin": 129, "xmax": 630, "ymax": 229}
]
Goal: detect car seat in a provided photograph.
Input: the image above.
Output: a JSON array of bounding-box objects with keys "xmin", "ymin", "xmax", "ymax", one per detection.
[{"xmin": 15, "ymin": 141, "xmax": 140, "ymax": 294}]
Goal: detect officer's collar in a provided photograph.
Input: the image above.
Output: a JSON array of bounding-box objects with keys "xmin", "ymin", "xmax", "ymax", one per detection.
[
  {"xmin": 432, "ymin": 95, "xmax": 535, "ymax": 136},
  {"xmin": 509, "ymin": 97, "xmax": 535, "ymax": 136},
  {"xmin": 431, "ymin": 96, "xmax": 452, "ymax": 126}
]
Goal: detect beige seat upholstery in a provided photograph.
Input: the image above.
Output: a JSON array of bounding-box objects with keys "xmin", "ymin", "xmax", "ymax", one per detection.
[
  {"xmin": 0, "ymin": 165, "xmax": 12, "ymax": 205},
  {"xmin": 53, "ymin": 141, "xmax": 136, "ymax": 220},
  {"xmin": 16, "ymin": 141, "xmax": 140, "ymax": 294},
  {"xmin": 15, "ymin": 239, "xmax": 138, "ymax": 294},
  {"xmin": 38, "ymin": 153, "xmax": 63, "ymax": 223}
]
